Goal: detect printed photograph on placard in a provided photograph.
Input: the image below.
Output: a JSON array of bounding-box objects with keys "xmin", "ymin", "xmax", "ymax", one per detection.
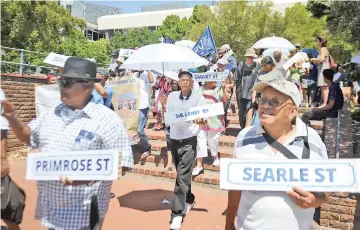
[{"xmin": 117, "ymin": 93, "xmax": 137, "ymax": 117}]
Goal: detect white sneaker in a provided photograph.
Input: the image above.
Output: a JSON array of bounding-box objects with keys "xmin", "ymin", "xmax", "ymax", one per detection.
[
  {"xmin": 213, "ymin": 157, "xmax": 220, "ymax": 166},
  {"xmin": 192, "ymin": 167, "xmax": 204, "ymax": 176},
  {"xmin": 170, "ymin": 216, "xmax": 183, "ymax": 230},
  {"xmin": 183, "ymin": 201, "xmax": 195, "ymax": 215}
]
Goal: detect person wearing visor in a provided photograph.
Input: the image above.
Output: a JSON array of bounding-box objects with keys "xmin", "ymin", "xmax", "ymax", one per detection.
[
  {"xmin": 1, "ymin": 57, "xmax": 134, "ymax": 230},
  {"xmin": 225, "ymin": 79, "xmax": 328, "ymax": 230}
]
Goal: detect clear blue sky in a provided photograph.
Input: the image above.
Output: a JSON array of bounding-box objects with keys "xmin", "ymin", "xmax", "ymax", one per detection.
[{"xmin": 86, "ymin": 1, "xmax": 213, "ymax": 13}]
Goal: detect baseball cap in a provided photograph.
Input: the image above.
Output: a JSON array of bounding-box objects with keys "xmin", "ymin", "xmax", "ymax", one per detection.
[
  {"xmin": 253, "ymin": 79, "xmax": 302, "ymax": 107},
  {"xmin": 294, "ymin": 43, "xmax": 301, "ymax": 48}
]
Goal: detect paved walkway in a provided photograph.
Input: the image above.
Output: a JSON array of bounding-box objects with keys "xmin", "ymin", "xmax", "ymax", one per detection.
[{"xmin": 1, "ymin": 160, "xmax": 228, "ymax": 230}]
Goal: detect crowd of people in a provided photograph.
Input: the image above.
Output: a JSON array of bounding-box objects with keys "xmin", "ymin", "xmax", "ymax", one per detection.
[{"xmin": 0, "ymin": 35, "xmax": 356, "ymax": 230}]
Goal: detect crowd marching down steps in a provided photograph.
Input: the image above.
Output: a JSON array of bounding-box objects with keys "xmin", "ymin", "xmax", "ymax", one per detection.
[{"xmin": 128, "ymin": 98, "xmax": 325, "ymax": 186}]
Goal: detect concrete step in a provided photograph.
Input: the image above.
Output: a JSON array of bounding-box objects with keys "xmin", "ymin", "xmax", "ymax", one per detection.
[
  {"xmin": 130, "ymin": 162, "xmax": 220, "ymax": 186},
  {"xmin": 145, "ymin": 129, "xmax": 237, "ymax": 147}
]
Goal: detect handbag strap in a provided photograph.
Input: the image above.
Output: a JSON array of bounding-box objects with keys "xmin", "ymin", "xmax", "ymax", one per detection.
[{"xmin": 262, "ymin": 126, "xmax": 310, "ymax": 159}]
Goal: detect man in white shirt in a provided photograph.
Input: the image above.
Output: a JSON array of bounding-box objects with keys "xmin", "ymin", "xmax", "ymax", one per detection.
[
  {"xmin": 225, "ymin": 79, "xmax": 328, "ymax": 230},
  {"xmin": 273, "ymin": 50, "xmax": 289, "ymax": 78},
  {"xmin": 136, "ymin": 70, "xmax": 154, "ymax": 159},
  {"xmin": 161, "ymin": 71, "xmax": 206, "ymax": 230}
]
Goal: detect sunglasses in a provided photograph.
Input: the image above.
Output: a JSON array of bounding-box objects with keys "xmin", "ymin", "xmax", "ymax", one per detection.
[
  {"xmin": 259, "ymin": 97, "xmax": 284, "ymax": 107},
  {"xmin": 57, "ymin": 78, "xmax": 91, "ymax": 88}
]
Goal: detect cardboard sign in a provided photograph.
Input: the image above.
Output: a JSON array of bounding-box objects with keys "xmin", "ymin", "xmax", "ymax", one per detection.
[
  {"xmin": 282, "ymin": 52, "xmax": 302, "ymax": 70},
  {"xmin": 164, "ymin": 102, "xmax": 224, "ymax": 125},
  {"xmin": 26, "ymin": 150, "xmax": 119, "ymax": 181},
  {"xmin": 193, "ymin": 72, "xmax": 225, "ymax": 82},
  {"xmin": 119, "ymin": 49, "xmax": 135, "ymax": 57},
  {"xmin": 220, "ymin": 158, "xmax": 360, "ymax": 192},
  {"xmin": 106, "ymin": 75, "xmax": 140, "ymax": 132},
  {"xmin": 43, "ymin": 52, "xmax": 95, "ymax": 67},
  {"xmin": 35, "ymin": 84, "xmax": 61, "ymax": 118}
]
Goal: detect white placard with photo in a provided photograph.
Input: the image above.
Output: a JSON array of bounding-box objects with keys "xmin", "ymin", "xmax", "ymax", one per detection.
[
  {"xmin": 26, "ymin": 150, "xmax": 119, "ymax": 181},
  {"xmin": 220, "ymin": 158, "xmax": 360, "ymax": 192}
]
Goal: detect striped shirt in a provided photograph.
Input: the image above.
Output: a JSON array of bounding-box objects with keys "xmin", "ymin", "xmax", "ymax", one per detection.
[
  {"xmin": 233, "ymin": 117, "xmax": 328, "ymax": 230},
  {"xmin": 29, "ymin": 100, "xmax": 133, "ymax": 230}
]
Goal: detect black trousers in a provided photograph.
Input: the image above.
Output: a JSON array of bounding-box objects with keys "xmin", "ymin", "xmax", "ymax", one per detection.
[
  {"xmin": 301, "ymin": 109, "xmax": 337, "ymax": 125},
  {"xmin": 170, "ymin": 136, "xmax": 196, "ymax": 220},
  {"xmin": 237, "ymin": 98, "xmax": 252, "ymax": 129}
]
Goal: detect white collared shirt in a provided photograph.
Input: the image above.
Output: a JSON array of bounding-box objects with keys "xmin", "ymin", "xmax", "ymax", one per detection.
[
  {"xmin": 233, "ymin": 117, "xmax": 328, "ymax": 230},
  {"xmin": 29, "ymin": 101, "xmax": 133, "ymax": 229},
  {"xmin": 165, "ymin": 90, "xmax": 206, "ymax": 140}
]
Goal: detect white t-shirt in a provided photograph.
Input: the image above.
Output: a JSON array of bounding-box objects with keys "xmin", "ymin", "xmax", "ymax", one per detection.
[
  {"xmin": 234, "ymin": 118, "xmax": 328, "ymax": 230},
  {"xmin": 275, "ymin": 56, "xmax": 289, "ymax": 78},
  {"xmin": 165, "ymin": 90, "xmax": 205, "ymax": 140},
  {"xmin": 137, "ymin": 71, "xmax": 154, "ymax": 109},
  {"xmin": 0, "ymin": 89, "xmax": 9, "ymax": 130}
]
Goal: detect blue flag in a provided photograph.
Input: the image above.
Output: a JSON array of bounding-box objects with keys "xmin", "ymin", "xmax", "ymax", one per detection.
[
  {"xmin": 164, "ymin": 36, "xmax": 175, "ymax": 44},
  {"xmin": 192, "ymin": 25, "xmax": 216, "ymax": 57}
]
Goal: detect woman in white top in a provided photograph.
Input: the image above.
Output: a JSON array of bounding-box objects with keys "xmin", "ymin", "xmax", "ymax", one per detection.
[{"xmin": 310, "ymin": 36, "xmax": 330, "ymax": 105}]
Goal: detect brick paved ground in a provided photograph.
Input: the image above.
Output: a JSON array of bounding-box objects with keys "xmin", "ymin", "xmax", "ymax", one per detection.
[{"xmin": 1, "ymin": 160, "xmax": 228, "ymax": 230}]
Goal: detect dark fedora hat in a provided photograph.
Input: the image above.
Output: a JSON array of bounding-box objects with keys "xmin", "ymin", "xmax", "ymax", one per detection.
[{"xmin": 57, "ymin": 57, "xmax": 100, "ymax": 82}]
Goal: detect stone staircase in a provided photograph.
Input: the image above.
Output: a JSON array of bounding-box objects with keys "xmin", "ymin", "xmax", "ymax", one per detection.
[{"xmin": 129, "ymin": 100, "xmax": 325, "ymax": 187}]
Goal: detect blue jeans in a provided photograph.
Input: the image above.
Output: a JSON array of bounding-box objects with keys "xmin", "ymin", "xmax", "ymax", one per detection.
[{"xmin": 137, "ymin": 107, "xmax": 151, "ymax": 151}]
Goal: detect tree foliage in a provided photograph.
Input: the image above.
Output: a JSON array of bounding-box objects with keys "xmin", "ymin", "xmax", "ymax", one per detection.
[
  {"xmin": 306, "ymin": 0, "xmax": 330, "ymax": 18},
  {"xmin": 2, "ymin": 0, "xmax": 358, "ymax": 74},
  {"xmin": 327, "ymin": 1, "xmax": 360, "ymax": 51}
]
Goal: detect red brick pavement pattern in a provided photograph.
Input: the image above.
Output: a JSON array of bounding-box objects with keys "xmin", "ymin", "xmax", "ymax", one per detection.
[{"xmin": 1, "ymin": 160, "xmax": 227, "ymax": 230}]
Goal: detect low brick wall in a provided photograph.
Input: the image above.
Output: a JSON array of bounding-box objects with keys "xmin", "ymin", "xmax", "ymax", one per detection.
[
  {"xmin": 320, "ymin": 96, "xmax": 360, "ymax": 230},
  {"xmin": 1, "ymin": 73, "xmax": 47, "ymax": 156}
]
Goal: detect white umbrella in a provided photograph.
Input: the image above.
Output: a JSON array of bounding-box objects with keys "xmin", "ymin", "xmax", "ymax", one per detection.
[
  {"xmin": 175, "ymin": 40, "xmax": 196, "ymax": 50},
  {"xmin": 263, "ymin": 48, "xmax": 290, "ymax": 58},
  {"xmin": 121, "ymin": 43, "xmax": 207, "ymax": 71},
  {"xmin": 252, "ymin": 36, "xmax": 295, "ymax": 50}
]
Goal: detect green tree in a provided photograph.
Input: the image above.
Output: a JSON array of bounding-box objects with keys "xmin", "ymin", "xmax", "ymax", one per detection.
[
  {"xmin": 109, "ymin": 28, "xmax": 159, "ymax": 50},
  {"xmin": 210, "ymin": 1, "xmax": 279, "ymax": 58},
  {"xmin": 327, "ymin": 1, "xmax": 360, "ymax": 51},
  {"xmin": 157, "ymin": 15, "xmax": 190, "ymax": 41},
  {"xmin": 186, "ymin": 4, "xmax": 215, "ymax": 41},
  {"xmin": 306, "ymin": 0, "xmax": 330, "ymax": 18},
  {"xmin": 1, "ymin": 1, "xmax": 85, "ymax": 51},
  {"xmin": 282, "ymin": 3, "xmax": 327, "ymax": 48}
]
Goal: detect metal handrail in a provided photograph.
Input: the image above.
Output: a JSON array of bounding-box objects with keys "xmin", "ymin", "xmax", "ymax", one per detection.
[
  {"xmin": 1, "ymin": 46, "xmax": 109, "ymax": 75},
  {"xmin": 335, "ymin": 109, "xmax": 341, "ymax": 158}
]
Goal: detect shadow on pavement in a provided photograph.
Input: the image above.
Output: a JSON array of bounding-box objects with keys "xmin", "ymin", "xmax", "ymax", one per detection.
[{"xmin": 118, "ymin": 189, "xmax": 173, "ymax": 212}]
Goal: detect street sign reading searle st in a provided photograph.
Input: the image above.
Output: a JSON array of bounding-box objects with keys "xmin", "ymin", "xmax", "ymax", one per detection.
[{"xmin": 220, "ymin": 158, "xmax": 360, "ymax": 192}]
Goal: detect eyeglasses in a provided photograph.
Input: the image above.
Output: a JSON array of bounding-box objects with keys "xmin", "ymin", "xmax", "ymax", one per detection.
[
  {"xmin": 171, "ymin": 82, "xmax": 178, "ymax": 85},
  {"xmin": 259, "ymin": 97, "xmax": 284, "ymax": 107},
  {"xmin": 57, "ymin": 77, "xmax": 90, "ymax": 88}
]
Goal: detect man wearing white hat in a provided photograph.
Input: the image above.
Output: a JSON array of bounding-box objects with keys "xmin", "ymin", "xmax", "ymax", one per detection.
[
  {"xmin": 225, "ymin": 79, "xmax": 328, "ymax": 230},
  {"xmin": 234, "ymin": 48, "xmax": 260, "ymax": 128},
  {"xmin": 214, "ymin": 58, "xmax": 235, "ymax": 127}
]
